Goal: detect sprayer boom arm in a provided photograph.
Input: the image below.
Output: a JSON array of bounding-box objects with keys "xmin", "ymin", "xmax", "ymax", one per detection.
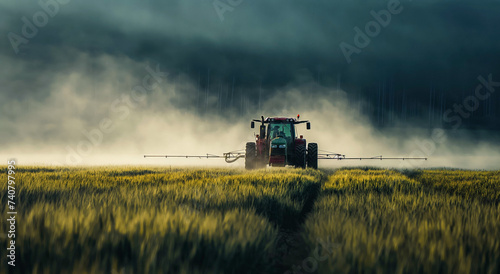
[
  {"xmin": 144, "ymin": 151, "xmax": 245, "ymax": 163},
  {"xmin": 318, "ymin": 153, "xmax": 427, "ymax": 161}
]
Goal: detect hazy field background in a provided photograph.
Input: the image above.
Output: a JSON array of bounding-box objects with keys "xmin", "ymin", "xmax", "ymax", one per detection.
[{"xmin": 1, "ymin": 166, "xmax": 499, "ymax": 273}]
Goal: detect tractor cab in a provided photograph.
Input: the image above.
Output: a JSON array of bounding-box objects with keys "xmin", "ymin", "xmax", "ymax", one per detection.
[
  {"xmin": 266, "ymin": 119, "xmax": 296, "ymax": 166},
  {"xmin": 267, "ymin": 120, "xmax": 294, "ymax": 141}
]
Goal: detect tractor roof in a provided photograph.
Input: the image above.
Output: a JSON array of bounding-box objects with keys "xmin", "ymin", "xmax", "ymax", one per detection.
[
  {"xmin": 252, "ymin": 116, "xmax": 308, "ymax": 125},
  {"xmin": 265, "ymin": 117, "xmax": 297, "ymax": 123}
]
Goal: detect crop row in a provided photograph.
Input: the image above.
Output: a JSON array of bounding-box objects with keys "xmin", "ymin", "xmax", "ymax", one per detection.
[
  {"xmin": 301, "ymin": 169, "xmax": 500, "ymax": 274},
  {"xmin": 0, "ymin": 167, "xmax": 322, "ymax": 273}
]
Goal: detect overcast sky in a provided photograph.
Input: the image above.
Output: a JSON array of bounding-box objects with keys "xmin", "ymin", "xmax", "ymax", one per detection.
[{"xmin": 1, "ymin": 0, "xmax": 500, "ymax": 167}]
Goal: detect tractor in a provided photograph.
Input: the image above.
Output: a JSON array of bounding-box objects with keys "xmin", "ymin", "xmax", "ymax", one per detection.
[
  {"xmin": 245, "ymin": 115, "xmax": 317, "ymax": 170},
  {"xmin": 144, "ymin": 115, "xmax": 427, "ymax": 166}
]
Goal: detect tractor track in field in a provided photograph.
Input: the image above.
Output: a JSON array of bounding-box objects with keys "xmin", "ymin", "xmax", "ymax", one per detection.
[{"xmin": 269, "ymin": 172, "xmax": 325, "ymax": 274}]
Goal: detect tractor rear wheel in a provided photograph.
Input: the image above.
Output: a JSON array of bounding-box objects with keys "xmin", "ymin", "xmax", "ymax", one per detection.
[
  {"xmin": 295, "ymin": 144, "xmax": 306, "ymax": 169},
  {"xmin": 307, "ymin": 143, "xmax": 318, "ymax": 169},
  {"xmin": 245, "ymin": 142, "xmax": 256, "ymax": 170}
]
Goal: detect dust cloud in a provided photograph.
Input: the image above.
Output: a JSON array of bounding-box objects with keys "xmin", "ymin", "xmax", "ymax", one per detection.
[{"xmin": 1, "ymin": 54, "xmax": 499, "ymax": 170}]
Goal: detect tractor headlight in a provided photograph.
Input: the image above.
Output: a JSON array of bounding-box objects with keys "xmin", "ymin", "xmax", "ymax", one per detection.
[
  {"xmin": 279, "ymin": 145, "xmax": 286, "ymax": 148},
  {"xmin": 271, "ymin": 145, "xmax": 278, "ymax": 148}
]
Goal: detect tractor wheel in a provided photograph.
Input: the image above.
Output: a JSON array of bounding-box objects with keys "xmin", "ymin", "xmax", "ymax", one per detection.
[
  {"xmin": 295, "ymin": 144, "xmax": 306, "ymax": 169},
  {"xmin": 245, "ymin": 142, "xmax": 256, "ymax": 170},
  {"xmin": 307, "ymin": 143, "xmax": 318, "ymax": 169}
]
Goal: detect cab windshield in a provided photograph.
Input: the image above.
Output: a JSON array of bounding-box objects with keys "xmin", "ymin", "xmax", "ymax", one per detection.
[{"xmin": 268, "ymin": 123, "xmax": 293, "ymax": 139}]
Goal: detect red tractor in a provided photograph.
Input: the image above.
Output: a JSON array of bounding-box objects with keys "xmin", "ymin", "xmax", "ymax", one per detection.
[
  {"xmin": 245, "ymin": 115, "xmax": 318, "ymax": 170},
  {"xmin": 144, "ymin": 115, "xmax": 426, "ymax": 166}
]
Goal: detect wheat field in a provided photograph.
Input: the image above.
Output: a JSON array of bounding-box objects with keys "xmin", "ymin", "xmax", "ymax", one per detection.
[{"xmin": 1, "ymin": 166, "xmax": 499, "ymax": 273}]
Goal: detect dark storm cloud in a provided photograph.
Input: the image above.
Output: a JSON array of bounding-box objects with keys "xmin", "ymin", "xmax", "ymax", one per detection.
[
  {"xmin": 3, "ymin": 1, "xmax": 500, "ymax": 88},
  {"xmin": 2, "ymin": 0, "xmax": 499, "ymax": 103}
]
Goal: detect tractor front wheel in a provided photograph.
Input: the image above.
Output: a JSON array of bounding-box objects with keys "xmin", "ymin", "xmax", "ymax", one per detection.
[
  {"xmin": 307, "ymin": 143, "xmax": 318, "ymax": 169},
  {"xmin": 245, "ymin": 142, "xmax": 256, "ymax": 170},
  {"xmin": 295, "ymin": 144, "xmax": 306, "ymax": 169}
]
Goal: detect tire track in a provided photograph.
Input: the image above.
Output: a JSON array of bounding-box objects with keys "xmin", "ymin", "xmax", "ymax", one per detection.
[{"xmin": 269, "ymin": 170, "xmax": 326, "ymax": 274}]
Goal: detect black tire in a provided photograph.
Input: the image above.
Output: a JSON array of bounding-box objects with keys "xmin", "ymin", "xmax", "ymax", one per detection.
[
  {"xmin": 245, "ymin": 142, "xmax": 256, "ymax": 170},
  {"xmin": 295, "ymin": 144, "xmax": 306, "ymax": 169},
  {"xmin": 307, "ymin": 143, "xmax": 318, "ymax": 169}
]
